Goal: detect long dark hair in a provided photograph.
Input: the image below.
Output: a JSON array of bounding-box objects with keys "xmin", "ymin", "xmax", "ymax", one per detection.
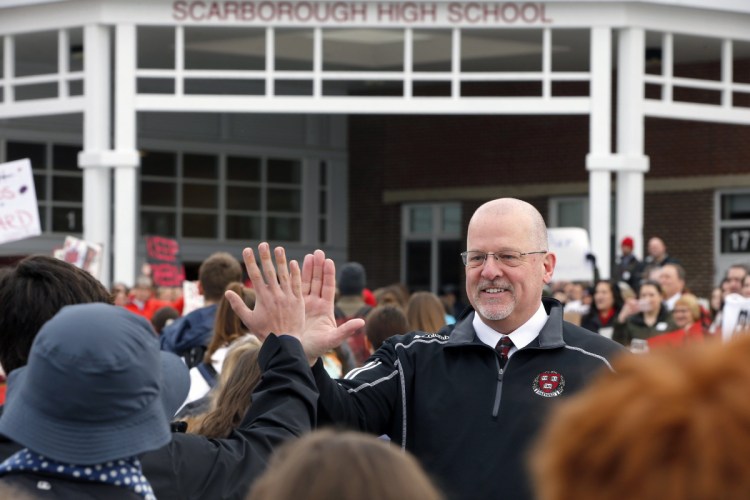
[{"xmin": 589, "ymin": 280, "xmax": 624, "ymax": 315}]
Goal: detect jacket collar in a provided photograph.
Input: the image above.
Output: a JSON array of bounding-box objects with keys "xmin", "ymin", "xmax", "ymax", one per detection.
[{"xmin": 447, "ymin": 297, "xmax": 566, "ymax": 349}]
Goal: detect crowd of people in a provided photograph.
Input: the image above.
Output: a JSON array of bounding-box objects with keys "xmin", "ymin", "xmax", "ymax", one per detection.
[
  {"xmin": 555, "ymin": 234, "xmax": 750, "ymax": 353},
  {"xmin": 0, "ymin": 197, "xmax": 748, "ymax": 499}
]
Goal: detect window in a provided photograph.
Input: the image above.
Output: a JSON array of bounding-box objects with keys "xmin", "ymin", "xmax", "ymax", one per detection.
[
  {"xmin": 5, "ymin": 140, "xmax": 83, "ymax": 234},
  {"xmin": 402, "ymin": 203, "xmax": 462, "ymax": 293},
  {"xmin": 549, "ymin": 196, "xmax": 589, "ymax": 230},
  {"xmin": 140, "ymin": 150, "xmax": 305, "ymax": 242},
  {"xmin": 716, "ymin": 191, "xmax": 750, "ymax": 285}
]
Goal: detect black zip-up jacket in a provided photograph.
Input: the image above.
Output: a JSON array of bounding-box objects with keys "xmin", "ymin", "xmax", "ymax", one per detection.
[
  {"xmin": 0, "ymin": 334, "xmax": 318, "ymax": 500},
  {"xmin": 314, "ymin": 298, "xmax": 626, "ymax": 500}
]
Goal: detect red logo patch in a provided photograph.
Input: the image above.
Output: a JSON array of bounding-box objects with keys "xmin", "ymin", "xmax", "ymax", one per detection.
[{"xmin": 532, "ymin": 371, "xmax": 565, "ymax": 397}]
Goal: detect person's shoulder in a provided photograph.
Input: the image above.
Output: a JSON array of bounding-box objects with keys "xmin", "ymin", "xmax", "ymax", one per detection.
[
  {"xmin": 562, "ymin": 322, "xmax": 627, "ymax": 358},
  {"xmin": 383, "ymin": 330, "xmax": 451, "ymax": 350}
]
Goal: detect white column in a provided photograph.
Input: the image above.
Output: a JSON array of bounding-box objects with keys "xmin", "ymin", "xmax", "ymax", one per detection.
[
  {"xmin": 616, "ymin": 28, "xmax": 650, "ymax": 261},
  {"xmin": 79, "ymin": 24, "xmax": 112, "ymax": 286},
  {"xmin": 114, "ymin": 24, "xmax": 140, "ymax": 286},
  {"xmin": 586, "ymin": 27, "xmax": 613, "ymax": 279}
]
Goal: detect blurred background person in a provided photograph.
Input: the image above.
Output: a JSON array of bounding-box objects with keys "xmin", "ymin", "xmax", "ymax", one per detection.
[
  {"xmin": 406, "ymin": 291, "xmax": 447, "ymax": 333},
  {"xmin": 161, "ymin": 252, "xmax": 243, "ymax": 368},
  {"xmin": 531, "ymin": 334, "xmax": 750, "ymax": 500},
  {"xmin": 111, "ymin": 282, "xmax": 129, "ymax": 307},
  {"xmin": 657, "ymin": 263, "xmax": 686, "ymax": 311},
  {"xmin": 247, "ymin": 430, "xmax": 444, "ymax": 500},
  {"xmin": 125, "ymin": 275, "xmax": 174, "ymax": 321},
  {"xmin": 364, "ymin": 305, "xmax": 411, "ymax": 354},
  {"xmin": 179, "ymin": 282, "xmax": 256, "ymax": 413},
  {"xmin": 647, "ymin": 293, "xmax": 706, "ymax": 348},
  {"xmin": 613, "ymin": 236, "xmax": 640, "ymax": 291},
  {"xmin": 613, "ymin": 280, "xmax": 676, "ymax": 348},
  {"xmin": 151, "ymin": 306, "xmax": 180, "ymax": 336},
  {"xmin": 334, "ymin": 262, "xmax": 372, "ymax": 367},
  {"xmin": 181, "ymin": 335, "xmax": 262, "ymax": 436},
  {"xmin": 580, "ymin": 280, "xmax": 623, "ymax": 339},
  {"xmin": 373, "ymin": 284, "xmax": 409, "ymax": 310}
]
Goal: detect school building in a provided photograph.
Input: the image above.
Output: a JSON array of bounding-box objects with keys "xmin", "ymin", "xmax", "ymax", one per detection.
[{"xmin": 0, "ymin": 0, "xmax": 749, "ymax": 297}]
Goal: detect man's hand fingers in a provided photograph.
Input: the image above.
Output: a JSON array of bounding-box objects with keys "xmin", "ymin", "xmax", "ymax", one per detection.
[
  {"xmin": 242, "ymin": 247, "xmax": 264, "ymax": 289},
  {"xmin": 301, "ymin": 254, "xmax": 313, "ymax": 296},
  {"xmin": 309, "ymin": 249, "xmax": 325, "ymax": 297},
  {"xmin": 275, "ymin": 246, "xmax": 290, "ymax": 291},
  {"xmin": 226, "ymin": 290, "xmax": 269, "ymax": 342},
  {"xmin": 321, "ymin": 258, "xmax": 337, "ymax": 303},
  {"xmin": 331, "ymin": 318, "xmax": 366, "ymax": 345},
  {"xmin": 290, "ymin": 259, "xmax": 302, "ymax": 298},
  {"xmin": 258, "ymin": 243, "xmax": 279, "ymax": 290}
]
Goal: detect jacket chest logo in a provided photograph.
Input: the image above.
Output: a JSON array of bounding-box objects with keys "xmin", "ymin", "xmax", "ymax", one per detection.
[{"xmin": 532, "ymin": 370, "xmax": 565, "ymax": 398}]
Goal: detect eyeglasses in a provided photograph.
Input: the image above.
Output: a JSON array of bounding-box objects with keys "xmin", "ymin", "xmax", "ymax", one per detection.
[{"xmin": 461, "ymin": 250, "xmax": 547, "ymax": 268}]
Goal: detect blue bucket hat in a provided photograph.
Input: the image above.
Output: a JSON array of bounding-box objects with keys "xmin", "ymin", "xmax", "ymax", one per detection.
[{"xmin": 0, "ymin": 303, "xmax": 187, "ymax": 465}]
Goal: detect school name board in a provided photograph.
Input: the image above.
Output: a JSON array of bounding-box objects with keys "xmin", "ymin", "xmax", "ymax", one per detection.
[{"xmin": 173, "ymin": 1, "xmax": 553, "ymax": 25}]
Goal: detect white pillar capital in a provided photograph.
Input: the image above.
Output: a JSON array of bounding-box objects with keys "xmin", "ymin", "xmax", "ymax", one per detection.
[
  {"xmin": 586, "ymin": 154, "xmax": 649, "ymax": 172},
  {"xmin": 78, "ymin": 149, "xmax": 140, "ymax": 168}
]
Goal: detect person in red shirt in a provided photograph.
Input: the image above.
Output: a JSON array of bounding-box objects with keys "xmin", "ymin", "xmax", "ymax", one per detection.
[
  {"xmin": 648, "ymin": 293, "xmax": 705, "ymax": 348},
  {"xmin": 124, "ymin": 275, "xmax": 174, "ymax": 321}
]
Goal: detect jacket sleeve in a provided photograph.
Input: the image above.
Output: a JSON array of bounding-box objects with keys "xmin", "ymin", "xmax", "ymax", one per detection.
[
  {"xmin": 313, "ymin": 339, "xmax": 402, "ymax": 438},
  {"xmin": 141, "ymin": 334, "xmax": 318, "ymax": 500}
]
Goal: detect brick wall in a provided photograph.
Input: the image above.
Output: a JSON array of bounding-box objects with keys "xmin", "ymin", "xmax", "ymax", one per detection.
[
  {"xmin": 347, "ymin": 61, "xmax": 750, "ymax": 297},
  {"xmin": 643, "ymin": 190, "xmax": 715, "ymax": 297}
]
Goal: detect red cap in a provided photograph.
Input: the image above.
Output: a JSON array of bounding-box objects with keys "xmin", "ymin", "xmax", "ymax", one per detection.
[{"xmin": 621, "ymin": 237, "xmax": 634, "ymax": 248}]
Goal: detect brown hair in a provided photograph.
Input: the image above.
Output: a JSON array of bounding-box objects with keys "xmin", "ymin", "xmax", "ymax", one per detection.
[
  {"xmin": 185, "ymin": 335, "xmax": 262, "ymax": 438},
  {"xmin": 406, "ymin": 291, "xmax": 446, "ymax": 333},
  {"xmin": 365, "ymin": 305, "xmax": 411, "ymax": 350},
  {"xmin": 531, "ymin": 334, "xmax": 750, "ymax": 500},
  {"xmin": 374, "ymin": 284, "xmax": 409, "ymax": 309},
  {"xmin": 204, "ymin": 282, "xmax": 255, "ymax": 364},
  {"xmin": 247, "ymin": 429, "xmax": 444, "ymax": 500},
  {"xmin": 199, "ymin": 252, "xmax": 243, "ymax": 302}
]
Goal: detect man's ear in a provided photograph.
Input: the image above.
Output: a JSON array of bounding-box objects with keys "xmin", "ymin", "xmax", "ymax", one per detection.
[
  {"xmin": 197, "ymin": 281, "xmax": 204, "ymax": 296},
  {"xmin": 542, "ymin": 252, "xmax": 557, "ymax": 285}
]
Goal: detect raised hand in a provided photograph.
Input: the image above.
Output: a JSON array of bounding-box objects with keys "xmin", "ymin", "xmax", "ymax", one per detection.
[
  {"xmin": 226, "ymin": 242, "xmax": 305, "ymax": 342},
  {"xmin": 300, "ymin": 249, "xmax": 365, "ymax": 365}
]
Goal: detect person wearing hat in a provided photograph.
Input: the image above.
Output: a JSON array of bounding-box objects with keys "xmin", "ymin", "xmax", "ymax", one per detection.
[
  {"xmin": 0, "ymin": 303, "xmax": 187, "ymax": 499},
  {"xmin": 0, "ymin": 245, "xmax": 354, "ymax": 500},
  {"xmin": 614, "ymin": 236, "xmax": 641, "ymax": 291},
  {"xmin": 333, "ymin": 262, "xmax": 370, "ymax": 369}
]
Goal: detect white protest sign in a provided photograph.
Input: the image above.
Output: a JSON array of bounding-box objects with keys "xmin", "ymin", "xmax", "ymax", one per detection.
[
  {"xmin": 57, "ymin": 235, "xmax": 103, "ymax": 280},
  {"xmin": 0, "ymin": 159, "xmax": 42, "ymax": 245},
  {"xmin": 721, "ymin": 293, "xmax": 750, "ymax": 342},
  {"xmin": 548, "ymin": 227, "xmax": 593, "ymax": 282},
  {"xmin": 182, "ymin": 280, "xmax": 205, "ymax": 316}
]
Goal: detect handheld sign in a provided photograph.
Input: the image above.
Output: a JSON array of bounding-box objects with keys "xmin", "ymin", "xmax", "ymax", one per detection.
[
  {"xmin": 0, "ymin": 159, "xmax": 42, "ymax": 245},
  {"xmin": 721, "ymin": 293, "xmax": 750, "ymax": 342},
  {"xmin": 547, "ymin": 227, "xmax": 593, "ymax": 282},
  {"xmin": 58, "ymin": 235, "xmax": 103, "ymax": 279},
  {"xmin": 145, "ymin": 235, "xmax": 186, "ymax": 287}
]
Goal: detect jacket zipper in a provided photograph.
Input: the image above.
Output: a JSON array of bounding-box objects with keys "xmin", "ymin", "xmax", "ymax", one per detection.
[{"xmin": 492, "ymin": 356, "xmax": 503, "ymax": 418}]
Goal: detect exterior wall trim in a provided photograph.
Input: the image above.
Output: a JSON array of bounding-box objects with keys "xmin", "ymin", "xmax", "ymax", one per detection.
[{"xmin": 382, "ymin": 174, "xmax": 750, "ymax": 203}]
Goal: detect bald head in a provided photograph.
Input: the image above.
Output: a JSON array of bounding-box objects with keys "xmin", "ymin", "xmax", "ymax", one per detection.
[{"xmin": 470, "ymin": 198, "xmax": 549, "ymax": 251}]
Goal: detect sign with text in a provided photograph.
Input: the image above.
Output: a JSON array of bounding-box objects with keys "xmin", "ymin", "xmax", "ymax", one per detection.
[
  {"xmin": 173, "ymin": 1, "xmax": 553, "ymax": 26},
  {"xmin": 721, "ymin": 293, "xmax": 750, "ymax": 342},
  {"xmin": 548, "ymin": 227, "xmax": 593, "ymax": 283},
  {"xmin": 55, "ymin": 236, "xmax": 103, "ymax": 279},
  {"xmin": 146, "ymin": 235, "xmax": 186, "ymax": 287},
  {"xmin": 0, "ymin": 159, "xmax": 42, "ymax": 246}
]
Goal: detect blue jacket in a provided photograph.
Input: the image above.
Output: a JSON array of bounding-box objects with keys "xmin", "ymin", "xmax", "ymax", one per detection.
[{"xmin": 160, "ymin": 304, "xmax": 217, "ymax": 355}]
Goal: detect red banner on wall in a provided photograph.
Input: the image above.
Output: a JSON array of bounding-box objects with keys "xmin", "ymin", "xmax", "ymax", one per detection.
[{"xmin": 145, "ymin": 235, "xmax": 186, "ymax": 287}]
